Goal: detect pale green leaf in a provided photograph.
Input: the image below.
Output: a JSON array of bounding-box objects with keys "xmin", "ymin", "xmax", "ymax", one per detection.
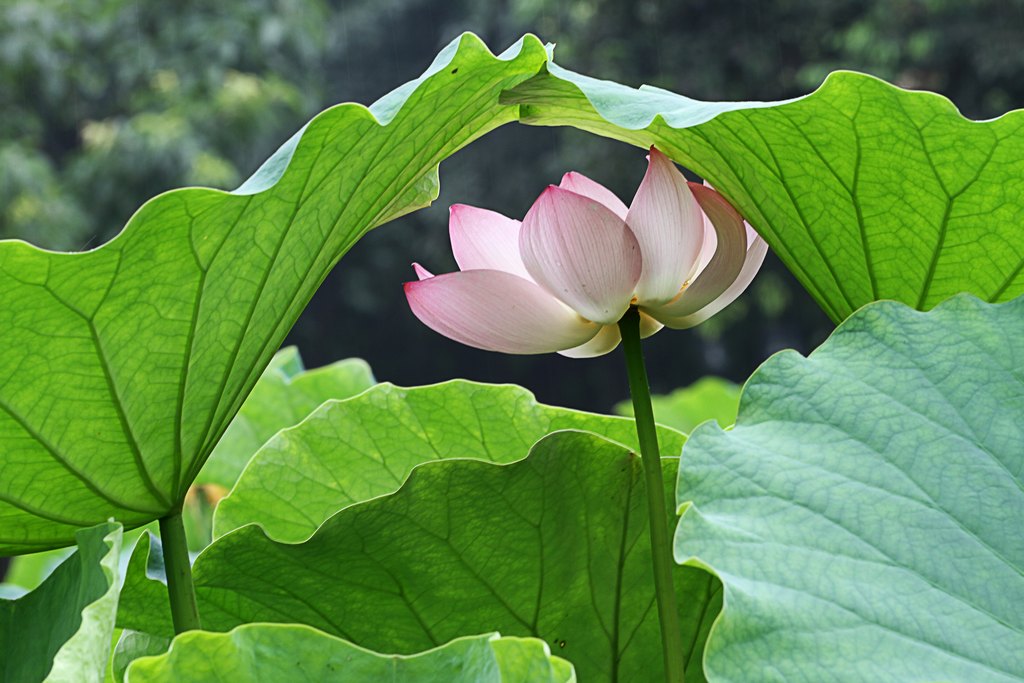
[
  {"xmin": 0, "ymin": 33, "xmax": 551, "ymax": 553},
  {"xmin": 505, "ymin": 66, "xmax": 1024, "ymax": 321},
  {"xmin": 214, "ymin": 380, "xmax": 685, "ymax": 542},
  {"xmin": 121, "ymin": 431, "xmax": 721, "ymax": 683},
  {"xmin": 112, "ymin": 631, "xmax": 171, "ymax": 683},
  {"xmin": 675, "ymin": 295, "xmax": 1024, "ymax": 681},
  {"xmin": 0, "ymin": 546, "xmax": 74, "ymax": 597},
  {"xmin": 0, "ymin": 522, "xmax": 122, "ymax": 683},
  {"xmin": 614, "ymin": 377, "xmax": 740, "ymax": 433},
  {"xmin": 196, "ymin": 346, "xmax": 375, "ymax": 489},
  {"xmin": 125, "ymin": 627, "xmax": 573, "ymax": 683}
]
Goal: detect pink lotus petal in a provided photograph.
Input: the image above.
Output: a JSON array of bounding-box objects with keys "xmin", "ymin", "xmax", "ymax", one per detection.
[
  {"xmin": 412, "ymin": 262, "xmax": 433, "ymax": 281},
  {"xmin": 520, "ymin": 186, "xmax": 642, "ymax": 326},
  {"xmin": 558, "ymin": 324, "xmax": 622, "ymax": 358},
  {"xmin": 693, "ymin": 209, "xmax": 718, "ymax": 277},
  {"xmin": 663, "ymin": 233, "xmax": 769, "ymax": 329},
  {"xmin": 558, "ymin": 172, "xmax": 629, "ymax": 219},
  {"xmin": 626, "ymin": 148, "xmax": 705, "ymax": 305},
  {"xmin": 449, "ymin": 205, "xmax": 532, "ymax": 280},
  {"xmin": 404, "ymin": 269, "xmax": 599, "ymax": 354},
  {"xmin": 645, "ymin": 183, "xmax": 749, "ymax": 326}
]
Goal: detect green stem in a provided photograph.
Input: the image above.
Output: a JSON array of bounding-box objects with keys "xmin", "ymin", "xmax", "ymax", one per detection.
[
  {"xmin": 158, "ymin": 509, "xmax": 202, "ymax": 634},
  {"xmin": 618, "ymin": 306, "xmax": 686, "ymax": 683}
]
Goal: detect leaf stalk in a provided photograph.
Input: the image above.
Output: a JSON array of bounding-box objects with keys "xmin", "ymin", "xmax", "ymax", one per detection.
[
  {"xmin": 159, "ymin": 508, "xmax": 202, "ymax": 634},
  {"xmin": 618, "ymin": 306, "xmax": 685, "ymax": 683}
]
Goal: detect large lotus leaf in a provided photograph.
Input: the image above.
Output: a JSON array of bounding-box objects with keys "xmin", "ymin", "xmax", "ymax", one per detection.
[
  {"xmin": 196, "ymin": 346, "xmax": 375, "ymax": 489},
  {"xmin": 214, "ymin": 380, "xmax": 686, "ymax": 542},
  {"xmin": 120, "ymin": 431, "xmax": 721, "ymax": 683},
  {"xmin": 1, "ymin": 522, "xmax": 122, "ymax": 683},
  {"xmin": 0, "ymin": 33, "xmax": 553, "ymax": 554},
  {"xmin": 614, "ymin": 377, "xmax": 740, "ymax": 433},
  {"xmin": 504, "ymin": 66, "xmax": 1024, "ymax": 322},
  {"xmin": 125, "ymin": 628, "xmax": 573, "ymax": 683},
  {"xmin": 674, "ymin": 294, "xmax": 1024, "ymax": 681}
]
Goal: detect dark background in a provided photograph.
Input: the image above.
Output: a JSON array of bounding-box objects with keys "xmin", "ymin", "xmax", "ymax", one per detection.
[{"xmin": 2, "ymin": 0, "xmax": 1022, "ymax": 412}]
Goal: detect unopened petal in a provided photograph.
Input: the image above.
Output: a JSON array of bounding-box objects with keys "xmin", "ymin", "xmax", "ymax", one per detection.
[
  {"xmin": 520, "ymin": 186, "xmax": 641, "ymax": 325},
  {"xmin": 404, "ymin": 269, "xmax": 599, "ymax": 354},
  {"xmin": 558, "ymin": 172, "xmax": 629, "ymax": 219},
  {"xmin": 627, "ymin": 148, "xmax": 705, "ymax": 305},
  {"xmin": 662, "ymin": 233, "xmax": 768, "ymax": 329},
  {"xmin": 558, "ymin": 324, "xmax": 622, "ymax": 358},
  {"xmin": 645, "ymin": 183, "xmax": 749, "ymax": 326},
  {"xmin": 449, "ymin": 204, "xmax": 532, "ymax": 279}
]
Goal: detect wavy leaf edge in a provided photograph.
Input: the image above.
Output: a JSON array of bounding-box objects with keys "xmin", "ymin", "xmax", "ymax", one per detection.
[
  {"xmin": 0, "ymin": 32, "xmax": 547, "ymax": 263},
  {"xmin": 216, "ymin": 380, "xmax": 684, "ymax": 543}
]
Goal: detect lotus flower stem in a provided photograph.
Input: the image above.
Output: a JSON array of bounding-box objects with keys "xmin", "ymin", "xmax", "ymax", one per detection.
[
  {"xmin": 159, "ymin": 509, "xmax": 202, "ymax": 634},
  {"xmin": 618, "ymin": 306, "xmax": 685, "ymax": 683}
]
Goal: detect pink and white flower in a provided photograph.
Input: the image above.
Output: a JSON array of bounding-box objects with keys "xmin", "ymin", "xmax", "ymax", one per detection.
[{"xmin": 404, "ymin": 148, "xmax": 767, "ymax": 358}]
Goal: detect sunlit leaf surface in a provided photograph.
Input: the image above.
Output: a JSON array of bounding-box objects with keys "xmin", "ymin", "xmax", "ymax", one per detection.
[
  {"xmin": 214, "ymin": 380, "xmax": 685, "ymax": 541},
  {"xmin": 121, "ymin": 432, "xmax": 720, "ymax": 683},
  {"xmin": 0, "ymin": 34, "xmax": 551, "ymax": 553},
  {"xmin": 196, "ymin": 346, "xmax": 375, "ymax": 489},
  {"xmin": 125, "ymin": 628, "xmax": 574, "ymax": 683}
]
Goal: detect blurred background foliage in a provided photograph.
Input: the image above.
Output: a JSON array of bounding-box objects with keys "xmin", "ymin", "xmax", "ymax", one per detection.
[{"xmin": 1, "ymin": 0, "xmax": 1022, "ymax": 412}]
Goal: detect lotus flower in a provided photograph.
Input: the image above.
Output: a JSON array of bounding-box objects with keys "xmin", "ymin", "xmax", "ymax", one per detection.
[{"xmin": 405, "ymin": 148, "xmax": 767, "ymax": 357}]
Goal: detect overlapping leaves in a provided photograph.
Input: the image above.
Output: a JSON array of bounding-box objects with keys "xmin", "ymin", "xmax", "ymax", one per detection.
[
  {"xmin": 2, "ymin": 30, "xmax": 1022, "ymax": 683},
  {"xmin": 196, "ymin": 346, "xmax": 375, "ymax": 489},
  {"xmin": 121, "ymin": 430, "xmax": 719, "ymax": 683},
  {"xmin": 214, "ymin": 380, "xmax": 684, "ymax": 541},
  {"xmin": 0, "ymin": 523, "xmax": 122, "ymax": 683},
  {"xmin": 6, "ymin": 31, "xmax": 1022, "ymax": 557}
]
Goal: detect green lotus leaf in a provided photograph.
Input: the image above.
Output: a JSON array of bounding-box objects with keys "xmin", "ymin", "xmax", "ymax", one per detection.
[
  {"xmin": 109, "ymin": 630, "xmax": 172, "ymax": 683},
  {"xmin": 124, "ymin": 627, "xmax": 573, "ymax": 683},
  {"xmin": 614, "ymin": 377, "xmax": 740, "ymax": 433},
  {"xmin": 196, "ymin": 346, "xmax": 375, "ymax": 489},
  {"xmin": 0, "ymin": 33, "xmax": 552, "ymax": 553},
  {"xmin": 1, "ymin": 522, "xmax": 122, "ymax": 683},
  {"xmin": 0, "ymin": 546, "xmax": 75, "ymax": 598},
  {"xmin": 214, "ymin": 380, "xmax": 685, "ymax": 542},
  {"xmin": 120, "ymin": 431, "xmax": 721, "ymax": 683},
  {"xmin": 505, "ymin": 65, "xmax": 1024, "ymax": 322},
  {"xmin": 675, "ymin": 294, "xmax": 1024, "ymax": 681}
]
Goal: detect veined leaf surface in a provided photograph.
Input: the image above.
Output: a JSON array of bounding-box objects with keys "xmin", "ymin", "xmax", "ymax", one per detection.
[
  {"xmin": 0, "ymin": 33, "xmax": 551, "ymax": 553},
  {"xmin": 675, "ymin": 295, "xmax": 1024, "ymax": 681}
]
